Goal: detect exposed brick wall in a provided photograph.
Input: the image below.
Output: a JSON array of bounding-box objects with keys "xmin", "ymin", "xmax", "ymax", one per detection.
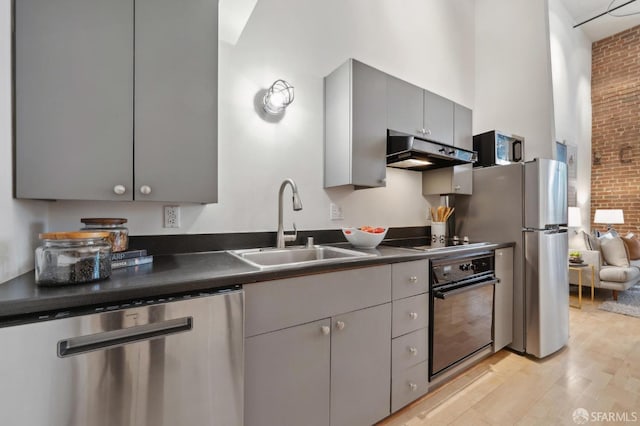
[{"xmin": 591, "ymin": 25, "xmax": 640, "ymax": 235}]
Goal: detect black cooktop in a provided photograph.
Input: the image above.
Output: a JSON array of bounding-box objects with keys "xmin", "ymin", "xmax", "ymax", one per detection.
[{"xmin": 384, "ymin": 237, "xmax": 488, "ymax": 252}]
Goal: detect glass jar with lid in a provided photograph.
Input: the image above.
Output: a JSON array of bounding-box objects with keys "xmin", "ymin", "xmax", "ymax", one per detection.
[
  {"xmin": 35, "ymin": 232, "xmax": 112, "ymax": 285},
  {"xmin": 81, "ymin": 218, "xmax": 129, "ymax": 252}
]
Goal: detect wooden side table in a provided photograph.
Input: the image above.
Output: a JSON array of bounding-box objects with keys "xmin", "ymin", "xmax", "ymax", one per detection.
[{"xmin": 569, "ymin": 263, "xmax": 595, "ymax": 309}]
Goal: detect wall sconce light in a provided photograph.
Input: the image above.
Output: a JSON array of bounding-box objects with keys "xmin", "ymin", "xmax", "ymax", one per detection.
[
  {"xmin": 593, "ymin": 151, "xmax": 601, "ymax": 166},
  {"xmin": 263, "ymin": 79, "xmax": 294, "ymax": 114}
]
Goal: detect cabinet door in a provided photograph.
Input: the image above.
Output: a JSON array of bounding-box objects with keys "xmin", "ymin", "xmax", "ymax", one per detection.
[
  {"xmin": 331, "ymin": 304, "xmax": 391, "ymax": 426},
  {"xmin": 387, "ymin": 75, "xmax": 424, "ymax": 137},
  {"xmin": 494, "ymin": 247, "xmax": 514, "ymax": 351},
  {"xmin": 15, "ymin": 0, "xmax": 134, "ymax": 200},
  {"xmin": 135, "ymin": 0, "xmax": 218, "ymax": 203},
  {"xmin": 423, "ymin": 91, "xmax": 454, "ymax": 145},
  {"xmin": 324, "ymin": 59, "xmax": 386, "ymax": 189},
  {"xmin": 452, "ymin": 104, "xmax": 473, "ymax": 194},
  {"xmin": 351, "ymin": 60, "xmax": 387, "ymax": 188},
  {"xmin": 245, "ymin": 319, "xmax": 331, "ymax": 426}
]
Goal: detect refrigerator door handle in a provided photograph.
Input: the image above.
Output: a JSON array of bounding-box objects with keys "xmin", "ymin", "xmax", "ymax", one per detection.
[{"xmin": 58, "ymin": 316, "xmax": 193, "ymax": 357}]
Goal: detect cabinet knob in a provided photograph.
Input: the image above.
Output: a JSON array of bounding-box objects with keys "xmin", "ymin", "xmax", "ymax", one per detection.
[
  {"xmin": 321, "ymin": 326, "xmax": 330, "ymax": 335},
  {"xmin": 425, "ymin": 129, "xmax": 432, "ymax": 136},
  {"xmin": 408, "ymin": 346, "xmax": 418, "ymax": 356},
  {"xmin": 139, "ymin": 185, "xmax": 152, "ymax": 195},
  {"xmin": 418, "ymin": 129, "xmax": 425, "ymax": 135},
  {"xmin": 409, "ymin": 312, "xmax": 418, "ymax": 320},
  {"xmin": 409, "ymin": 276, "xmax": 418, "ymax": 283},
  {"xmin": 335, "ymin": 321, "xmax": 345, "ymax": 331},
  {"xmin": 454, "ymin": 185, "xmax": 461, "ymax": 191},
  {"xmin": 409, "ymin": 382, "xmax": 418, "ymax": 392},
  {"xmin": 113, "ymin": 185, "xmax": 126, "ymax": 195}
]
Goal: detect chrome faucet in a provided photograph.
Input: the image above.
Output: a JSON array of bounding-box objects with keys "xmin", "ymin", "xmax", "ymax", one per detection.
[{"xmin": 277, "ymin": 179, "xmax": 303, "ymax": 248}]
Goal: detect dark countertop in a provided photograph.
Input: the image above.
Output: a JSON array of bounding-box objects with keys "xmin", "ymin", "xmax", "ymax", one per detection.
[{"xmin": 0, "ymin": 242, "xmax": 513, "ymax": 321}]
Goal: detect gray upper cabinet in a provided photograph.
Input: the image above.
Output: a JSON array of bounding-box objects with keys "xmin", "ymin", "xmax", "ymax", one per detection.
[
  {"xmin": 386, "ymin": 76, "xmax": 454, "ymax": 146},
  {"xmin": 386, "ymin": 76, "xmax": 423, "ymax": 137},
  {"xmin": 324, "ymin": 59, "xmax": 387, "ymax": 188},
  {"xmin": 422, "ymin": 103, "xmax": 473, "ymax": 195},
  {"xmin": 423, "ymin": 91, "xmax": 454, "ymax": 145},
  {"xmin": 15, "ymin": 0, "xmax": 218, "ymax": 203},
  {"xmin": 134, "ymin": 0, "xmax": 217, "ymax": 203},
  {"xmin": 15, "ymin": 0, "xmax": 134, "ymax": 201}
]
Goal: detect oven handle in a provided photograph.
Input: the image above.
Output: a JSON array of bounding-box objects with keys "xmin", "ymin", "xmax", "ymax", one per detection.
[{"xmin": 433, "ymin": 278, "xmax": 498, "ymax": 299}]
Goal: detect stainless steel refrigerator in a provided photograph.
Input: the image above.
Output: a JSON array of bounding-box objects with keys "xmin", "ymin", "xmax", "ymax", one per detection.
[{"xmin": 456, "ymin": 159, "xmax": 568, "ymax": 358}]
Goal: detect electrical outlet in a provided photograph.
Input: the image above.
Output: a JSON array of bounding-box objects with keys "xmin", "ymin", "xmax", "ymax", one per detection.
[
  {"xmin": 329, "ymin": 203, "xmax": 344, "ymax": 220},
  {"xmin": 164, "ymin": 205, "xmax": 181, "ymax": 228}
]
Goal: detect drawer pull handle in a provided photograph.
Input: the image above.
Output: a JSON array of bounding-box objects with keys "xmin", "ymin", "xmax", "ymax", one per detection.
[
  {"xmin": 321, "ymin": 326, "xmax": 330, "ymax": 335},
  {"xmin": 335, "ymin": 321, "xmax": 345, "ymax": 331},
  {"xmin": 408, "ymin": 346, "xmax": 418, "ymax": 356},
  {"xmin": 409, "ymin": 312, "xmax": 418, "ymax": 320},
  {"xmin": 409, "ymin": 276, "xmax": 418, "ymax": 283},
  {"xmin": 140, "ymin": 185, "xmax": 152, "ymax": 195},
  {"xmin": 409, "ymin": 382, "xmax": 418, "ymax": 392}
]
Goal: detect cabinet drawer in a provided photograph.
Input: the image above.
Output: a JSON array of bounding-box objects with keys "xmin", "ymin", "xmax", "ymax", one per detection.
[
  {"xmin": 245, "ymin": 265, "xmax": 391, "ymax": 337},
  {"xmin": 392, "ymin": 328, "xmax": 427, "ymax": 375},
  {"xmin": 391, "ymin": 361, "xmax": 428, "ymax": 413},
  {"xmin": 392, "ymin": 293, "xmax": 429, "ymax": 338},
  {"xmin": 392, "ymin": 260, "xmax": 428, "ymax": 300}
]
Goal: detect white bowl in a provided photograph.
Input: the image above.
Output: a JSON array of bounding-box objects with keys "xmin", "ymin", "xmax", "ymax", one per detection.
[{"xmin": 342, "ymin": 227, "xmax": 388, "ymax": 249}]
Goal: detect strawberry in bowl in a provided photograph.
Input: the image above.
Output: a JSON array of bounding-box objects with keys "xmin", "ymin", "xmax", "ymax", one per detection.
[{"xmin": 342, "ymin": 226, "xmax": 388, "ymax": 249}]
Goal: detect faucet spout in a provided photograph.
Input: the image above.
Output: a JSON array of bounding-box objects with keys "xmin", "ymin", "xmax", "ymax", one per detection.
[{"xmin": 277, "ymin": 179, "xmax": 303, "ymax": 248}]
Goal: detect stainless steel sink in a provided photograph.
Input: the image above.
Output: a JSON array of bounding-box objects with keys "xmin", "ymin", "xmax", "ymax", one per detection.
[{"xmin": 228, "ymin": 245, "xmax": 373, "ymax": 269}]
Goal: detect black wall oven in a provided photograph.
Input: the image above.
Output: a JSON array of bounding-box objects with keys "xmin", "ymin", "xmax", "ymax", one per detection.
[{"xmin": 429, "ymin": 252, "xmax": 497, "ymax": 380}]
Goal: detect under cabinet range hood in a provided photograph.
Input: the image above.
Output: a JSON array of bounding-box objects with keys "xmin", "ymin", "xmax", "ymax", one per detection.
[{"xmin": 386, "ymin": 130, "xmax": 477, "ymax": 171}]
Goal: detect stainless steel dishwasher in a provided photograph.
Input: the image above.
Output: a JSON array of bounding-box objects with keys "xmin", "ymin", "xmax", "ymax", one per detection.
[{"xmin": 0, "ymin": 287, "xmax": 243, "ymax": 426}]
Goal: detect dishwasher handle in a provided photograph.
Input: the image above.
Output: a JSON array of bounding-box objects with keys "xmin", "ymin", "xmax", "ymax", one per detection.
[{"xmin": 58, "ymin": 316, "xmax": 193, "ymax": 358}]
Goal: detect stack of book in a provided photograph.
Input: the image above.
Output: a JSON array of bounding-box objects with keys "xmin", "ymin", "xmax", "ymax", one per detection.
[{"xmin": 111, "ymin": 249, "xmax": 153, "ymax": 269}]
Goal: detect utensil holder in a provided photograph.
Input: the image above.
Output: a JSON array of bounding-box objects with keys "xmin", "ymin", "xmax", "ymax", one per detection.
[{"xmin": 431, "ymin": 222, "xmax": 446, "ymax": 247}]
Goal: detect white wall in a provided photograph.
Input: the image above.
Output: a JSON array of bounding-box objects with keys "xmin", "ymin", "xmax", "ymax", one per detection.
[
  {"xmin": 548, "ymin": 0, "xmax": 592, "ymax": 243},
  {"xmin": 47, "ymin": 0, "xmax": 476, "ymax": 235},
  {"xmin": 0, "ymin": 0, "xmax": 48, "ymax": 282},
  {"xmin": 474, "ymin": 0, "xmax": 556, "ymax": 160}
]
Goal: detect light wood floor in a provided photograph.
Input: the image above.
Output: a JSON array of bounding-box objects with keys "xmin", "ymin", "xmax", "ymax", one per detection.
[{"xmin": 379, "ymin": 288, "xmax": 640, "ymax": 426}]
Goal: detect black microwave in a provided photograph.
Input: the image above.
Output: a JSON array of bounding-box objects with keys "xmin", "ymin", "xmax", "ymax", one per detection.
[{"xmin": 473, "ymin": 130, "xmax": 524, "ymax": 167}]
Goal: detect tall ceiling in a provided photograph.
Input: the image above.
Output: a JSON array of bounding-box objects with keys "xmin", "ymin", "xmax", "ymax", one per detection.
[{"xmin": 560, "ymin": 0, "xmax": 640, "ymax": 41}]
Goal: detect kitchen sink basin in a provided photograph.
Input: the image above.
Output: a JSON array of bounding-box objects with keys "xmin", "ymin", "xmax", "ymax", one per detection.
[{"xmin": 228, "ymin": 245, "xmax": 373, "ymax": 269}]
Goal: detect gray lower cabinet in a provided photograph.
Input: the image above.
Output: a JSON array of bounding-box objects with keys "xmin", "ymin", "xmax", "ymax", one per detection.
[
  {"xmin": 245, "ymin": 319, "xmax": 331, "ymax": 426},
  {"xmin": 390, "ymin": 261, "xmax": 429, "ymax": 413},
  {"xmin": 244, "ymin": 266, "xmax": 392, "ymax": 426},
  {"xmin": 494, "ymin": 247, "xmax": 514, "ymax": 351},
  {"xmin": 245, "ymin": 305, "xmax": 391, "ymax": 426},
  {"xmin": 324, "ymin": 59, "xmax": 387, "ymax": 188},
  {"xmin": 15, "ymin": 0, "xmax": 217, "ymax": 203},
  {"xmin": 331, "ymin": 304, "xmax": 392, "ymax": 426},
  {"xmin": 391, "ymin": 361, "xmax": 429, "ymax": 413},
  {"xmin": 422, "ymin": 103, "xmax": 473, "ymax": 195}
]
